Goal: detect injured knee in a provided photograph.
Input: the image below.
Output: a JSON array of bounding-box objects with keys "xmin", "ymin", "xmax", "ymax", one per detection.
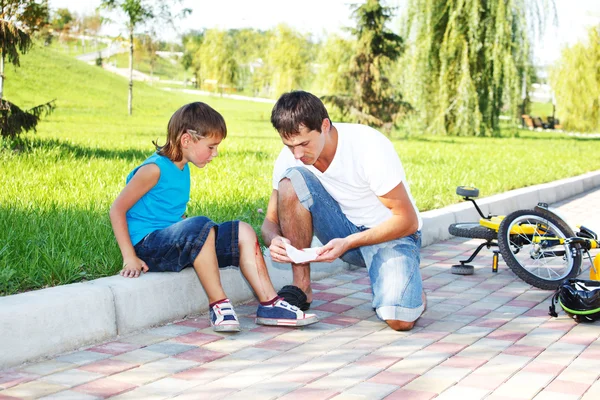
[{"xmin": 386, "ymin": 319, "xmax": 416, "ymax": 331}]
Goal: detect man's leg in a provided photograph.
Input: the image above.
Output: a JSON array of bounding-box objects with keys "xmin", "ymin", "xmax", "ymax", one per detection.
[
  {"xmin": 276, "ymin": 167, "xmax": 366, "ymax": 308},
  {"xmin": 361, "ymin": 232, "xmax": 424, "ymax": 331},
  {"xmin": 277, "ymin": 177, "xmax": 314, "ymax": 302}
]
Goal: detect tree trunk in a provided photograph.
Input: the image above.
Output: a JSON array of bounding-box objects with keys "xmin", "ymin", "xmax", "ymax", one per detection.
[
  {"xmin": 0, "ymin": 51, "xmax": 5, "ymax": 101},
  {"xmin": 128, "ymin": 28, "xmax": 133, "ymax": 115}
]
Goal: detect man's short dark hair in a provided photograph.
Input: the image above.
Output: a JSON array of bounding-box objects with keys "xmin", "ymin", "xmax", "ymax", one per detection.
[{"xmin": 270, "ymin": 91, "xmax": 330, "ymax": 139}]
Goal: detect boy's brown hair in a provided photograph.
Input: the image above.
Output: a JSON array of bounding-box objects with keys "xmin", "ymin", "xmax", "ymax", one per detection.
[{"xmin": 154, "ymin": 102, "xmax": 227, "ymax": 161}]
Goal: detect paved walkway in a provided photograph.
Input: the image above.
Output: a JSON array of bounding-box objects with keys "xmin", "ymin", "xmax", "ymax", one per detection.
[{"xmin": 1, "ymin": 190, "xmax": 600, "ymax": 400}]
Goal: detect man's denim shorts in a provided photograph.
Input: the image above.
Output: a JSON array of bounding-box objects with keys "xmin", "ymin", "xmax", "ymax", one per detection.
[
  {"xmin": 281, "ymin": 167, "xmax": 424, "ymax": 322},
  {"xmin": 134, "ymin": 216, "xmax": 240, "ymax": 272}
]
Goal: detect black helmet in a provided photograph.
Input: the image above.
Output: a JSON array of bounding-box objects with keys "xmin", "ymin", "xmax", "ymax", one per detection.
[{"xmin": 549, "ymin": 279, "xmax": 600, "ymax": 323}]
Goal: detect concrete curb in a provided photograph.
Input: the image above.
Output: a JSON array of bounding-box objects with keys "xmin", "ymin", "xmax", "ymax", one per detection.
[{"xmin": 2, "ymin": 170, "xmax": 599, "ymax": 369}]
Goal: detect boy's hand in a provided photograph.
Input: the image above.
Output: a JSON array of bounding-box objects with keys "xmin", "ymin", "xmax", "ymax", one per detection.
[
  {"xmin": 120, "ymin": 256, "xmax": 149, "ymax": 278},
  {"xmin": 269, "ymin": 236, "xmax": 293, "ymax": 264}
]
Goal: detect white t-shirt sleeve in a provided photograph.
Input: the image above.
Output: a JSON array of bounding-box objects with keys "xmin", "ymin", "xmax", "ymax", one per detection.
[{"xmin": 362, "ymin": 134, "xmax": 405, "ymax": 196}]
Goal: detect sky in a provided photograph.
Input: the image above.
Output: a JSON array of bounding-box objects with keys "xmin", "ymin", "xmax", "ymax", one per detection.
[{"xmin": 49, "ymin": 0, "xmax": 600, "ymax": 66}]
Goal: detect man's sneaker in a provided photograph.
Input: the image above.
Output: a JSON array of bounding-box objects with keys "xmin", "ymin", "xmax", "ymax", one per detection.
[
  {"xmin": 255, "ymin": 298, "xmax": 319, "ymax": 327},
  {"xmin": 210, "ymin": 299, "xmax": 241, "ymax": 332}
]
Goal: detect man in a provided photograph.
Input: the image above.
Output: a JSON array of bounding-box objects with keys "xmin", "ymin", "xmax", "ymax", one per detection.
[{"xmin": 261, "ymin": 91, "xmax": 424, "ymax": 331}]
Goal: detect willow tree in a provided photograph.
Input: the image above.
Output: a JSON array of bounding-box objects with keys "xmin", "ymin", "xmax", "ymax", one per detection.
[
  {"xmin": 0, "ymin": 0, "xmax": 55, "ymax": 139},
  {"xmin": 196, "ymin": 29, "xmax": 239, "ymax": 94},
  {"xmin": 322, "ymin": 0, "xmax": 410, "ymax": 130},
  {"xmin": 403, "ymin": 0, "xmax": 552, "ymax": 136},
  {"xmin": 550, "ymin": 26, "xmax": 600, "ymax": 132}
]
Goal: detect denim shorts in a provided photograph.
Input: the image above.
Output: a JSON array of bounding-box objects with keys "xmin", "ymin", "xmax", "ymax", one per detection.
[
  {"xmin": 281, "ymin": 167, "xmax": 424, "ymax": 322},
  {"xmin": 134, "ymin": 216, "xmax": 240, "ymax": 272}
]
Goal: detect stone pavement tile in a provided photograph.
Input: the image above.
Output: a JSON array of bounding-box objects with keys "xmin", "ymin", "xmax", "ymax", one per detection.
[
  {"xmin": 253, "ymin": 338, "xmax": 301, "ymax": 351},
  {"xmin": 543, "ymin": 379, "xmax": 591, "ymax": 397},
  {"xmin": 226, "ymin": 347, "xmax": 280, "ymax": 362},
  {"xmin": 440, "ymin": 356, "xmax": 487, "ymax": 370},
  {"xmin": 581, "ymin": 379, "xmax": 600, "ymax": 400},
  {"xmin": 39, "ymin": 389, "xmax": 102, "ymax": 399},
  {"xmin": 1, "ymin": 380, "xmax": 67, "ymax": 399},
  {"xmin": 40, "ymin": 369, "xmax": 104, "ymax": 387},
  {"xmin": 372, "ymin": 336, "xmax": 435, "ymax": 359},
  {"xmin": 314, "ymin": 302, "xmax": 354, "ymax": 313},
  {"xmin": 501, "ymin": 315, "xmax": 549, "ymax": 333},
  {"xmin": 175, "ymin": 317, "xmax": 211, "ymax": 329},
  {"xmin": 355, "ymin": 355, "xmax": 401, "ymax": 369},
  {"xmin": 443, "ymin": 326, "xmax": 495, "ymax": 345},
  {"xmin": 111, "ymin": 349, "xmax": 168, "ymax": 365},
  {"xmin": 0, "ymin": 371, "xmax": 40, "ymax": 389},
  {"xmin": 420, "ymin": 365, "xmax": 472, "ymax": 384},
  {"xmin": 554, "ymin": 357, "xmax": 600, "ymax": 384},
  {"xmin": 78, "ymin": 359, "xmax": 138, "ymax": 376},
  {"xmin": 170, "ymin": 331, "xmax": 223, "ymax": 346},
  {"xmin": 386, "ymin": 388, "xmax": 438, "ymax": 399},
  {"xmin": 338, "ymin": 282, "xmax": 370, "ymax": 291},
  {"xmin": 321, "ymin": 315, "xmax": 361, "ymax": 327},
  {"xmin": 313, "ymin": 282, "xmax": 336, "ymax": 290},
  {"xmin": 145, "ymin": 324, "xmax": 198, "ymax": 337},
  {"xmin": 487, "ymin": 330, "xmax": 527, "ymax": 342},
  {"xmin": 456, "ymin": 338, "xmax": 513, "ymax": 360},
  {"xmin": 19, "ymin": 361, "xmax": 74, "ymax": 377},
  {"xmin": 521, "ymin": 360, "xmax": 565, "ymax": 375},
  {"xmin": 110, "ymin": 357, "xmax": 199, "ymax": 386},
  {"xmin": 107, "ymin": 387, "xmax": 167, "ymax": 400},
  {"xmin": 348, "ymin": 291, "xmax": 372, "ymax": 301},
  {"xmin": 523, "ymin": 308, "xmax": 551, "ymax": 318},
  {"xmin": 342, "ymin": 307, "xmax": 376, "ymax": 320},
  {"xmin": 222, "ymin": 377, "xmax": 302, "ymax": 400},
  {"xmin": 333, "ymin": 297, "xmax": 368, "ymax": 307},
  {"xmin": 276, "ymin": 323, "xmax": 341, "ymax": 343},
  {"xmin": 534, "ymin": 342, "xmax": 586, "ymax": 366},
  {"xmin": 471, "ymin": 353, "xmax": 532, "ymax": 380},
  {"xmin": 118, "ymin": 332, "xmax": 170, "ymax": 347},
  {"xmin": 172, "ymin": 365, "xmax": 230, "ymax": 382},
  {"xmin": 502, "ymin": 344, "xmax": 546, "ymax": 358},
  {"xmin": 422, "ymin": 320, "xmax": 467, "ymax": 333},
  {"xmin": 456, "ymin": 372, "xmax": 507, "ymax": 391},
  {"xmin": 143, "ymin": 342, "xmax": 198, "ymax": 356},
  {"xmin": 87, "ymin": 342, "xmax": 140, "ymax": 355},
  {"xmin": 174, "ymin": 347, "xmax": 228, "ymax": 363},
  {"xmin": 55, "ymin": 351, "xmax": 111, "ymax": 366},
  {"xmin": 435, "ymin": 385, "xmax": 490, "ymax": 400},
  {"xmin": 72, "ymin": 378, "xmax": 136, "ymax": 398},
  {"xmin": 368, "ymin": 371, "xmax": 418, "ymax": 386},
  {"xmin": 306, "ymin": 365, "xmax": 381, "ymax": 391},
  {"xmin": 323, "ymin": 287, "xmax": 359, "ymax": 297},
  {"xmin": 531, "ymin": 392, "xmax": 580, "ymax": 400},
  {"xmin": 333, "ymin": 382, "xmax": 398, "ymax": 399},
  {"xmin": 514, "ymin": 328, "xmax": 565, "ymax": 348},
  {"xmin": 200, "ymin": 357, "xmax": 255, "ymax": 372},
  {"xmin": 423, "ymin": 342, "xmax": 466, "ymax": 355},
  {"xmin": 540, "ymin": 320, "xmax": 576, "ymax": 332},
  {"xmin": 492, "ymin": 371, "xmax": 555, "ymax": 399},
  {"xmin": 402, "ymin": 373, "xmax": 456, "ymax": 395},
  {"xmin": 386, "ymin": 350, "xmax": 452, "ymax": 375},
  {"xmin": 130, "ymin": 376, "xmax": 199, "ymax": 398},
  {"xmin": 279, "ymin": 387, "xmax": 339, "ymax": 400},
  {"xmin": 161, "ymin": 385, "xmax": 237, "ymax": 400}
]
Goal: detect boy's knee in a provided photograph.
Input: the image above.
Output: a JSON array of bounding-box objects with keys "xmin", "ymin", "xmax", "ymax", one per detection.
[
  {"xmin": 386, "ymin": 319, "xmax": 416, "ymax": 331},
  {"xmin": 238, "ymin": 221, "xmax": 257, "ymax": 242}
]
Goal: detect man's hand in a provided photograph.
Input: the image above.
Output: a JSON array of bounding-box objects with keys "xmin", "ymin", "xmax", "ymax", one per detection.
[
  {"xmin": 315, "ymin": 237, "xmax": 350, "ymax": 263},
  {"xmin": 269, "ymin": 236, "xmax": 293, "ymax": 263},
  {"xmin": 120, "ymin": 256, "xmax": 149, "ymax": 278}
]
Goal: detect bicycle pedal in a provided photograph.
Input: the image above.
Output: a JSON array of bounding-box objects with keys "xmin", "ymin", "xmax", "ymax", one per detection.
[{"xmin": 492, "ymin": 251, "xmax": 499, "ymax": 273}]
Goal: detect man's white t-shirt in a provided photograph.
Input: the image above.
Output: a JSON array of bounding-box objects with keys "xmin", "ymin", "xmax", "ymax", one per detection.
[{"xmin": 272, "ymin": 123, "xmax": 422, "ymax": 230}]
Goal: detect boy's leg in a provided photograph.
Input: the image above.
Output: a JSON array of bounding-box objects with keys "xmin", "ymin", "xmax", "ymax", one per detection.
[
  {"xmin": 192, "ymin": 227, "xmax": 227, "ymax": 303},
  {"xmin": 361, "ymin": 232, "xmax": 424, "ymax": 331}
]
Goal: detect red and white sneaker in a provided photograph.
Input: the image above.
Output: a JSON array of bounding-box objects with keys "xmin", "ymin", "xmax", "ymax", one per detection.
[{"xmin": 210, "ymin": 299, "xmax": 241, "ymax": 332}]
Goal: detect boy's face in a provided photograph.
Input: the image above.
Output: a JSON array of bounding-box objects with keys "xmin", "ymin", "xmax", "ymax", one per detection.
[
  {"xmin": 182, "ymin": 134, "xmax": 222, "ymax": 168},
  {"xmin": 280, "ymin": 121, "xmax": 327, "ymax": 166}
]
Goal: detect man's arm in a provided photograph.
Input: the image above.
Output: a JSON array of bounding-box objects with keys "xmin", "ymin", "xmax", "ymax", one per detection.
[
  {"xmin": 261, "ymin": 189, "xmax": 293, "ymax": 263},
  {"xmin": 316, "ymin": 181, "xmax": 418, "ymax": 262}
]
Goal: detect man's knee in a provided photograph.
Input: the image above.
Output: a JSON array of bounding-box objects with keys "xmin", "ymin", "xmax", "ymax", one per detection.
[
  {"xmin": 386, "ymin": 319, "xmax": 416, "ymax": 331},
  {"xmin": 277, "ymin": 178, "xmax": 299, "ymax": 204}
]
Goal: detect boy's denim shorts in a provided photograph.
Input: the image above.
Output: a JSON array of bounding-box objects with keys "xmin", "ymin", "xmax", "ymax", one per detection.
[
  {"xmin": 281, "ymin": 167, "xmax": 424, "ymax": 322},
  {"xmin": 134, "ymin": 216, "xmax": 240, "ymax": 272}
]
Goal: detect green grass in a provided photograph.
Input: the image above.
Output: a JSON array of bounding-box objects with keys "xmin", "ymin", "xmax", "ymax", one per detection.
[
  {"xmin": 106, "ymin": 52, "xmax": 187, "ymax": 81},
  {"xmin": 1, "ymin": 44, "xmax": 600, "ymax": 295},
  {"xmin": 47, "ymin": 37, "xmax": 108, "ymax": 56},
  {"xmin": 529, "ymin": 102, "xmax": 555, "ymax": 120}
]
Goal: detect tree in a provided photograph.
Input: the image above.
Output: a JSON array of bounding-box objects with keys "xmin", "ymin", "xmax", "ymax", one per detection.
[
  {"xmin": 322, "ymin": 0, "xmax": 410, "ymax": 130},
  {"xmin": 196, "ymin": 29, "xmax": 239, "ymax": 94},
  {"xmin": 550, "ymin": 26, "xmax": 600, "ymax": 132},
  {"xmin": 50, "ymin": 7, "xmax": 72, "ymax": 32},
  {"xmin": 0, "ymin": 0, "xmax": 55, "ymax": 139},
  {"xmin": 100, "ymin": 0, "xmax": 189, "ymax": 115},
  {"xmin": 403, "ymin": 0, "xmax": 553, "ymax": 136}
]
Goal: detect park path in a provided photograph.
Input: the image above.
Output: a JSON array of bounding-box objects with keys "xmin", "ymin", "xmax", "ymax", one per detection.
[{"xmin": 1, "ymin": 189, "xmax": 599, "ymax": 400}]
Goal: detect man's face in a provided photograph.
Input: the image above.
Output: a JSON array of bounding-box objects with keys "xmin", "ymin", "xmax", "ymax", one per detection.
[{"xmin": 280, "ymin": 123, "xmax": 326, "ymax": 165}]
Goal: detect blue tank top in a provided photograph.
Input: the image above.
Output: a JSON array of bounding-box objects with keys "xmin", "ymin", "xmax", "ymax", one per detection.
[{"xmin": 126, "ymin": 153, "xmax": 190, "ymax": 245}]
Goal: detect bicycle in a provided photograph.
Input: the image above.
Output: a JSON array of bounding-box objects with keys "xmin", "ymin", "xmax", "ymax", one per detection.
[{"xmin": 448, "ymin": 186, "xmax": 600, "ymax": 290}]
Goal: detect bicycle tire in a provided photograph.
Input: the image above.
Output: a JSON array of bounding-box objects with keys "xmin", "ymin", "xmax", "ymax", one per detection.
[
  {"xmin": 449, "ymin": 223, "xmax": 497, "ymax": 241},
  {"xmin": 497, "ymin": 208, "xmax": 581, "ymax": 290}
]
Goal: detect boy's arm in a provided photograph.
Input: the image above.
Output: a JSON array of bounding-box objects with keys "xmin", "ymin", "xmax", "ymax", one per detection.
[
  {"xmin": 261, "ymin": 189, "xmax": 292, "ymax": 263},
  {"xmin": 109, "ymin": 164, "xmax": 160, "ymax": 278}
]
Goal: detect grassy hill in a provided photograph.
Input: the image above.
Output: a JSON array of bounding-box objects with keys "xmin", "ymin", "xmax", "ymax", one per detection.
[{"xmin": 1, "ymin": 44, "xmax": 600, "ymax": 295}]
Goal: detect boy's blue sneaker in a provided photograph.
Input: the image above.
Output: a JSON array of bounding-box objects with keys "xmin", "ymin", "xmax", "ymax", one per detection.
[
  {"xmin": 210, "ymin": 299, "xmax": 241, "ymax": 332},
  {"xmin": 255, "ymin": 298, "xmax": 319, "ymax": 327}
]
